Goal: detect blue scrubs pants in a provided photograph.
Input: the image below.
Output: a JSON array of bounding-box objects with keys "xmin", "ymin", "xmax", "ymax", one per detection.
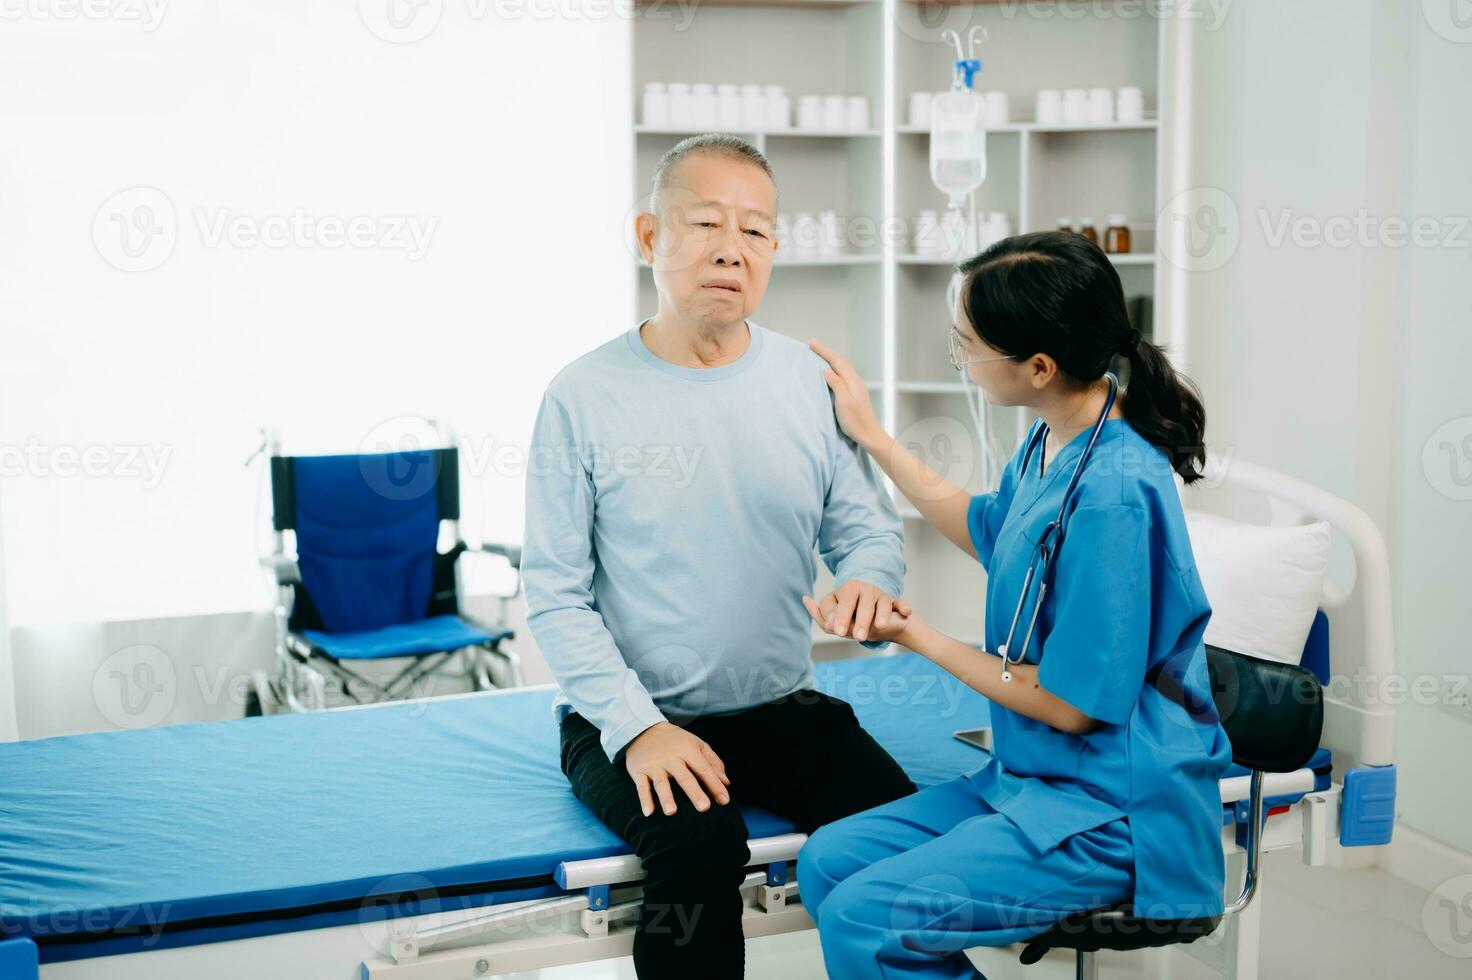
[{"xmin": 798, "ymin": 772, "xmax": 1134, "ymax": 979}]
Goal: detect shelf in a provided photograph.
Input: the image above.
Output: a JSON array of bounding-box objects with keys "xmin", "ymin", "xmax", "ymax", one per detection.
[
  {"xmin": 897, "ymin": 122, "xmax": 1027, "ymax": 135},
  {"xmin": 636, "ymin": 254, "xmax": 1140, "ymax": 270},
  {"xmin": 896, "ymin": 119, "xmax": 1156, "ymax": 136},
  {"xmin": 638, "ymin": 253, "xmax": 881, "ymax": 270},
  {"xmin": 769, "ymin": 128, "xmax": 882, "ymax": 139},
  {"xmin": 635, "ymin": 3, "xmax": 1165, "ymax": 672},
  {"xmin": 1030, "ymin": 120, "xmax": 1159, "ymax": 134},
  {"xmin": 636, "ymin": 126, "xmax": 881, "ymax": 139},
  {"xmin": 638, "ymin": 0, "xmax": 877, "ymax": 7},
  {"xmin": 898, "ymin": 251, "xmax": 1153, "ymax": 267}
]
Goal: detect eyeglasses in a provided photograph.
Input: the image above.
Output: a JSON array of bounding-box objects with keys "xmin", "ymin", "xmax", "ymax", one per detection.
[{"xmin": 948, "ymin": 327, "xmax": 1013, "ymax": 371}]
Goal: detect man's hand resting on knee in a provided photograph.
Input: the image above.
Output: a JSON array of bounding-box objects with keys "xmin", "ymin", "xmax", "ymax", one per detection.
[{"xmin": 626, "ymin": 722, "xmax": 732, "ymax": 817}]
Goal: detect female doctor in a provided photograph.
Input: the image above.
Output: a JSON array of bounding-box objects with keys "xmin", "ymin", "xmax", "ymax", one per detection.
[{"xmin": 798, "ymin": 231, "xmax": 1233, "ymax": 979}]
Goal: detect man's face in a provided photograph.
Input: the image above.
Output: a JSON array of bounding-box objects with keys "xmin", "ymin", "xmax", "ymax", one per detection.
[{"xmin": 638, "ymin": 154, "xmax": 778, "ymax": 329}]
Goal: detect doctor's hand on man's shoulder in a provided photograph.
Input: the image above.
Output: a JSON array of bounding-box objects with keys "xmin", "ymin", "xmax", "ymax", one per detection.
[{"xmin": 625, "ymin": 722, "xmax": 732, "ymax": 818}]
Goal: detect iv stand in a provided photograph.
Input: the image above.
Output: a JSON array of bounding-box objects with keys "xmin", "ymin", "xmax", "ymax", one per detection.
[{"xmin": 941, "ymin": 26, "xmax": 1004, "ymax": 492}]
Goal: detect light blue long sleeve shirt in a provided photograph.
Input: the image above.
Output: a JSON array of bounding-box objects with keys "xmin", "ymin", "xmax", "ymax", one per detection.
[{"xmin": 522, "ymin": 321, "xmax": 906, "ymax": 760}]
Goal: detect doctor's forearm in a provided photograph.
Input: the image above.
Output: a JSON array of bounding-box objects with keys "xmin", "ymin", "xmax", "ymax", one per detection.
[
  {"xmin": 898, "ymin": 618, "xmax": 1095, "ymax": 735},
  {"xmin": 859, "ymin": 431, "xmax": 975, "ymax": 558}
]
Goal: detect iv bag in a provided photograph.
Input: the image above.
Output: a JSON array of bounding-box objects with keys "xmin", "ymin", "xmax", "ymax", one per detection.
[{"xmin": 930, "ymin": 89, "xmax": 987, "ymax": 209}]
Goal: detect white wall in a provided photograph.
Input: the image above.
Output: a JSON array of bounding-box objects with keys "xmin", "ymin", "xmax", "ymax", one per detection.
[
  {"xmin": 0, "ymin": 3, "xmax": 634, "ymax": 628},
  {"xmin": 1389, "ymin": 4, "xmax": 1472, "ymax": 860},
  {"xmin": 1184, "ymin": 1, "xmax": 1472, "ymax": 854},
  {"xmin": 0, "ymin": 4, "xmax": 630, "ymax": 734}
]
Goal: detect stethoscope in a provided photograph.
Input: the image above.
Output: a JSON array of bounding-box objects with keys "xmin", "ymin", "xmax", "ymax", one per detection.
[{"xmin": 996, "ymin": 373, "xmax": 1119, "ymax": 683}]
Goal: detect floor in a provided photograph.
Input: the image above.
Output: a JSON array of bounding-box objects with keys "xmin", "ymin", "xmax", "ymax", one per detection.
[{"xmin": 518, "ymin": 849, "xmax": 1471, "ymax": 979}]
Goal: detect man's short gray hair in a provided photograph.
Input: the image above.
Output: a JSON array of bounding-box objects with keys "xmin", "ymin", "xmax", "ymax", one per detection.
[{"xmin": 650, "ymin": 133, "xmax": 777, "ymax": 210}]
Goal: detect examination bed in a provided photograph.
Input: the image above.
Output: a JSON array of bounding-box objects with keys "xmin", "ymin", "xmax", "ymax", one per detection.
[{"xmin": 0, "ymin": 456, "xmax": 1397, "ymax": 980}]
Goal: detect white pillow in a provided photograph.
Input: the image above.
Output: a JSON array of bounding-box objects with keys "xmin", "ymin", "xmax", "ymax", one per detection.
[{"xmin": 1184, "ymin": 510, "xmax": 1332, "ymax": 665}]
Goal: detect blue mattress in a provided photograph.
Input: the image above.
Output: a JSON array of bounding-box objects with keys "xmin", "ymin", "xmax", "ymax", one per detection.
[{"xmin": 0, "ymin": 653, "xmax": 992, "ymax": 962}]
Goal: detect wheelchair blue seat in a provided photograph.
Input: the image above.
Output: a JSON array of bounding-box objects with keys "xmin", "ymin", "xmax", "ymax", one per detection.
[
  {"xmin": 258, "ymin": 441, "xmax": 521, "ymax": 711},
  {"xmin": 302, "ymin": 614, "xmax": 514, "ymax": 661}
]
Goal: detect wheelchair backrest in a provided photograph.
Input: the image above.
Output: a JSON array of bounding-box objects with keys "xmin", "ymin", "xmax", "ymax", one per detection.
[{"xmin": 270, "ymin": 448, "xmax": 460, "ymax": 633}]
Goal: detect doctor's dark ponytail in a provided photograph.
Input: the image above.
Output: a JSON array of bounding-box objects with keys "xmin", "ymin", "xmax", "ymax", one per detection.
[
  {"xmin": 956, "ymin": 231, "xmax": 1208, "ymax": 484},
  {"xmin": 1117, "ymin": 331, "xmax": 1207, "ymax": 484}
]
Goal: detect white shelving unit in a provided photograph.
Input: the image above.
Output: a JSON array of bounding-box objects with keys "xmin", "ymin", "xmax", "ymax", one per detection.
[{"xmin": 630, "ymin": 0, "xmax": 1186, "ymax": 653}]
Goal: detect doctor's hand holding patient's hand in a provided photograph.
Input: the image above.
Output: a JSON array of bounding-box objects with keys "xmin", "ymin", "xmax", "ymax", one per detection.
[
  {"xmin": 810, "ymin": 339, "xmax": 887, "ymax": 452},
  {"xmin": 625, "ymin": 722, "xmax": 731, "ymax": 818},
  {"xmin": 805, "ymin": 585, "xmax": 914, "ymax": 645}
]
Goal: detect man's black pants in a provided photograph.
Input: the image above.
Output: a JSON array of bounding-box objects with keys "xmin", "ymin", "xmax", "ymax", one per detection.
[{"xmin": 560, "ymin": 689, "xmax": 917, "ymax": 980}]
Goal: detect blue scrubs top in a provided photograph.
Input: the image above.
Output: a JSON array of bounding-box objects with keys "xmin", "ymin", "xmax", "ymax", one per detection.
[{"xmin": 967, "ymin": 418, "xmax": 1233, "ymax": 918}]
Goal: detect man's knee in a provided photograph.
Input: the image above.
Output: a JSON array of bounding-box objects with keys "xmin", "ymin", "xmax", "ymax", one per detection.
[{"xmin": 634, "ymin": 804, "xmax": 750, "ymax": 885}]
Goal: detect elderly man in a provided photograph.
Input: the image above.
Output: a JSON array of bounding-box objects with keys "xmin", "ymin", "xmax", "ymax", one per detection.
[{"xmin": 522, "ymin": 134, "xmax": 914, "ymax": 979}]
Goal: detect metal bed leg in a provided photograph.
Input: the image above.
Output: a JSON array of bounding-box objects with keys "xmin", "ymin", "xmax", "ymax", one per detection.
[{"xmin": 1076, "ymin": 949, "xmax": 1098, "ymax": 980}]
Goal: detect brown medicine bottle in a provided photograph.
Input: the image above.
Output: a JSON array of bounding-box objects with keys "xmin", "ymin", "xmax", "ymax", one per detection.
[{"xmin": 1105, "ymin": 214, "xmax": 1131, "ymax": 254}]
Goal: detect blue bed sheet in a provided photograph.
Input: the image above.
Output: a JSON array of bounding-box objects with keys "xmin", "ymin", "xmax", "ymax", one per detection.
[{"xmin": 0, "ymin": 653, "xmax": 991, "ymax": 960}]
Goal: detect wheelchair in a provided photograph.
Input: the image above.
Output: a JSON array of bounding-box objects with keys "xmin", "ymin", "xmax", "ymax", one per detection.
[{"xmin": 248, "ymin": 427, "xmax": 523, "ymax": 715}]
